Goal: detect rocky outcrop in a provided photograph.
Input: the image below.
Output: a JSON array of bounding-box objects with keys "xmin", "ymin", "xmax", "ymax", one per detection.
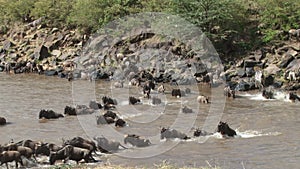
[
  {"xmin": 0, "ymin": 24, "xmax": 86, "ymax": 76},
  {"xmin": 223, "ymin": 42, "xmax": 300, "ymax": 91},
  {"xmin": 0, "ymin": 23, "xmax": 299, "ymax": 91}
]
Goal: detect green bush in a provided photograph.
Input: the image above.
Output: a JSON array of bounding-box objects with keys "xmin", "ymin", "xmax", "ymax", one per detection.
[{"xmin": 257, "ymin": 0, "xmax": 300, "ymax": 43}]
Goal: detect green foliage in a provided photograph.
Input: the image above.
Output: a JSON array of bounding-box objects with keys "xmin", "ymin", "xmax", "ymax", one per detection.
[
  {"xmin": 0, "ymin": 0, "xmax": 37, "ymax": 23},
  {"xmin": 1, "ymin": 0, "xmax": 300, "ymax": 55},
  {"xmin": 256, "ymin": 0, "xmax": 300, "ymax": 43},
  {"xmin": 30, "ymin": 0, "xmax": 74, "ymax": 27},
  {"xmin": 68, "ymin": 0, "xmax": 146, "ymax": 33}
]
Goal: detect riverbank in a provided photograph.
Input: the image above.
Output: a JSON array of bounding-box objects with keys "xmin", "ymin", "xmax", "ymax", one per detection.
[
  {"xmin": 0, "ymin": 22, "xmax": 299, "ymax": 92},
  {"xmin": 49, "ymin": 161, "xmax": 220, "ymax": 169}
]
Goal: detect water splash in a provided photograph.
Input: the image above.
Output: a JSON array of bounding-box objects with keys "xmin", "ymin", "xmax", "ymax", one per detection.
[{"xmin": 239, "ymin": 92, "xmax": 291, "ymax": 102}]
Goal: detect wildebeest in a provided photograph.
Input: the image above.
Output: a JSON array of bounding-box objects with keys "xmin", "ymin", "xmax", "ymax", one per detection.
[
  {"xmin": 193, "ymin": 129, "xmax": 213, "ymax": 137},
  {"xmin": 160, "ymin": 127, "xmax": 190, "ymax": 140},
  {"xmin": 197, "ymin": 95, "xmax": 209, "ymax": 104},
  {"xmin": 96, "ymin": 115, "xmax": 114, "ymax": 125},
  {"xmin": 49, "ymin": 145, "xmax": 72, "ymax": 165},
  {"xmin": 0, "ymin": 151, "xmax": 23, "ymax": 169},
  {"xmin": 124, "ymin": 134, "xmax": 151, "ymax": 147},
  {"xmin": 0, "ymin": 117, "xmax": 6, "ymax": 125},
  {"xmin": 262, "ymin": 87, "xmax": 274, "ymax": 99},
  {"xmin": 217, "ymin": 121, "xmax": 237, "ymax": 137},
  {"xmin": 289, "ymin": 92, "xmax": 300, "ymax": 102},
  {"xmin": 182, "ymin": 106, "xmax": 193, "ymax": 113},
  {"xmin": 64, "ymin": 105, "xmax": 95, "ymax": 116},
  {"xmin": 115, "ymin": 119, "xmax": 126, "ymax": 127},
  {"xmin": 129, "ymin": 77, "xmax": 141, "ymax": 86},
  {"xmin": 143, "ymin": 84, "xmax": 151, "ymax": 99},
  {"xmin": 34, "ymin": 143, "xmax": 51, "ymax": 156},
  {"xmin": 89, "ymin": 101, "xmax": 103, "ymax": 110},
  {"xmin": 93, "ymin": 136, "xmax": 126, "ymax": 153},
  {"xmin": 224, "ymin": 86, "xmax": 235, "ymax": 98},
  {"xmin": 157, "ymin": 84, "xmax": 165, "ymax": 93},
  {"xmin": 114, "ymin": 81, "xmax": 124, "ymax": 88},
  {"xmin": 171, "ymin": 89, "xmax": 181, "ymax": 98},
  {"xmin": 39, "ymin": 109, "xmax": 64, "ymax": 119},
  {"xmin": 63, "ymin": 137, "xmax": 97, "ymax": 154},
  {"xmin": 102, "ymin": 96, "xmax": 118, "ymax": 105},
  {"xmin": 64, "ymin": 106, "xmax": 77, "ymax": 115},
  {"xmin": 5, "ymin": 143, "xmax": 36, "ymax": 161},
  {"xmin": 129, "ymin": 96, "xmax": 141, "ymax": 105}
]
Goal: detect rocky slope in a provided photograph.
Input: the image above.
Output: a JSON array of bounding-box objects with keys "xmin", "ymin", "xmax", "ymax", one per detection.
[{"xmin": 0, "ymin": 23, "xmax": 299, "ymax": 91}]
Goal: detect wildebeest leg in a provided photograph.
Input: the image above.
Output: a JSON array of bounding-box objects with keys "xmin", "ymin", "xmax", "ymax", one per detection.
[{"xmin": 6, "ymin": 162, "xmax": 9, "ymax": 169}]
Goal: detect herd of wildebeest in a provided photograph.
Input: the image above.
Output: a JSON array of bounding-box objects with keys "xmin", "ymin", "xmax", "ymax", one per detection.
[{"xmin": 1, "ymin": 70, "xmax": 300, "ymax": 168}]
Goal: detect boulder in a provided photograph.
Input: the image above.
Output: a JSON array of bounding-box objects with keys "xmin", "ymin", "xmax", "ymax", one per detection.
[
  {"xmin": 44, "ymin": 70, "xmax": 58, "ymax": 76},
  {"xmin": 245, "ymin": 67, "xmax": 255, "ymax": 77},
  {"xmin": 262, "ymin": 75, "xmax": 274, "ymax": 87},
  {"xmin": 286, "ymin": 59, "xmax": 300, "ymax": 71},
  {"xmin": 279, "ymin": 54, "xmax": 294, "ymax": 68},
  {"xmin": 237, "ymin": 68, "xmax": 246, "ymax": 78},
  {"xmin": 244, "ymin": 60, "xmax": 261, "ymax": 67},
  {"xmin": 2, "ymin": 40, "xmax": 15, "ymax": 51},
  {"xmin": 235, "ymin": 80, "xmax": 251, "ymax": 91},
  {"xmin": 264, "ymin": 64, "xmax": 281, "ymax": 75}
]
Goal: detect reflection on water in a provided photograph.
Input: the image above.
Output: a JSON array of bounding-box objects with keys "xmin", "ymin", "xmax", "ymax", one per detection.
[{"xmin": 0, "ymin": 73, "xmax": 299, "ymax": 169}]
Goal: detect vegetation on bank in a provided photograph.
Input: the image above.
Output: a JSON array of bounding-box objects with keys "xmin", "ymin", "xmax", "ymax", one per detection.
[{"xmin": 0, "ymin": 0, "xmax": 299, "ymax": 57}]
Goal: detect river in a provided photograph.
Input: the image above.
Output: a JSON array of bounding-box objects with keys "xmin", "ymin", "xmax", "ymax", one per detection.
[{"xmin": 0, "ymin": 73, "xmax": 299, "ymax": 169}]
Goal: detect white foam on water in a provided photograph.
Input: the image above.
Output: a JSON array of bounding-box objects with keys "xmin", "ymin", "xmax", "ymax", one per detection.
[
  {"xmin": 240, "ymin": 92, "xmax": 292, "ymax": 102},
  {"xmin": 118, "ymin": 113, "xmax": 143, "ymax": 119},
  {"xmin": 236, "ymin": 129, "xmax": 282, "ymax": 138},
  {"xmin": 119, "ymin": 100, "xmax": 129, "ymax": 106}
]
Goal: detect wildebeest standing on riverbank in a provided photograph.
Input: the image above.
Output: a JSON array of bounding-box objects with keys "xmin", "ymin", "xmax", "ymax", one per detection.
[{"xmin": 0, "ymin": 151, "xmax": 24, "ymax": 169}]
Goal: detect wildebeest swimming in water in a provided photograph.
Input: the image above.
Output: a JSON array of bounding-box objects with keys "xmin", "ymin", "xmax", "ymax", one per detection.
[
  {"xmin": 129, "ymin": 96, "xmax": 141, "ymax": 105},
  {"xmin": 124, "ymin": 134, "xmax": 151, "ymax": 147},
  {"xmin": 93, "ymin": 136, "xmax": 127, "ymax": 153},
  {"xmin": 115, "ymin": 119, "xmax": 126, "ymax": 127},
  {"xmin": 171, "ymin": 89, "xmax": 182, "ymax": 98},
  {"xmin": 224, "ymin": 86, "xmax": 235, "ymax": 98},
  {"xmin": 160, "ymin": 127, "xmax": 190, "ymax": 140},
  {"xmin": 39, "ymin": 109, "xmax": 64, "ymax": 119},
  {"xmin": 197, "ymin": 95, "xmax": 209, "ymax": 104},
  {"xmin": 89, "ymin": 100, "xmax": 103, "ymax": 110},
  {"xmin": 262, "ymin": 88, "xmax": 274, "ymax": 99},
  {"xmin": 217, "ymin": 121, "xmax": 237, "ymax": 137},
  {"xmin": 143, "ymin": 84, "xmax": 151, "ymax": 99},
  {"xmin": 289, "ymin": 92, "xmax": 300, "ymax": 102},
  {"xmin": 0, "ymin": 117, "xmax": 6, "ymax": 125},
  {"xmin": 193, "ymin": 128, "xmax": 213, "ymax": 137},
  {"xmin": 102, "ymin": 96, "xmax": 118, "ymax": 105},
  {"xmin": 182, "ymin": 106, "xmax": 193, "ymax": 113}
]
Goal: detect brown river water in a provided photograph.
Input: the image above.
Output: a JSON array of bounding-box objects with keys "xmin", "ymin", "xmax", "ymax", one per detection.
[{"xmin": 0, "ymin": 73, "xmax": 299, "ymax": 169}]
